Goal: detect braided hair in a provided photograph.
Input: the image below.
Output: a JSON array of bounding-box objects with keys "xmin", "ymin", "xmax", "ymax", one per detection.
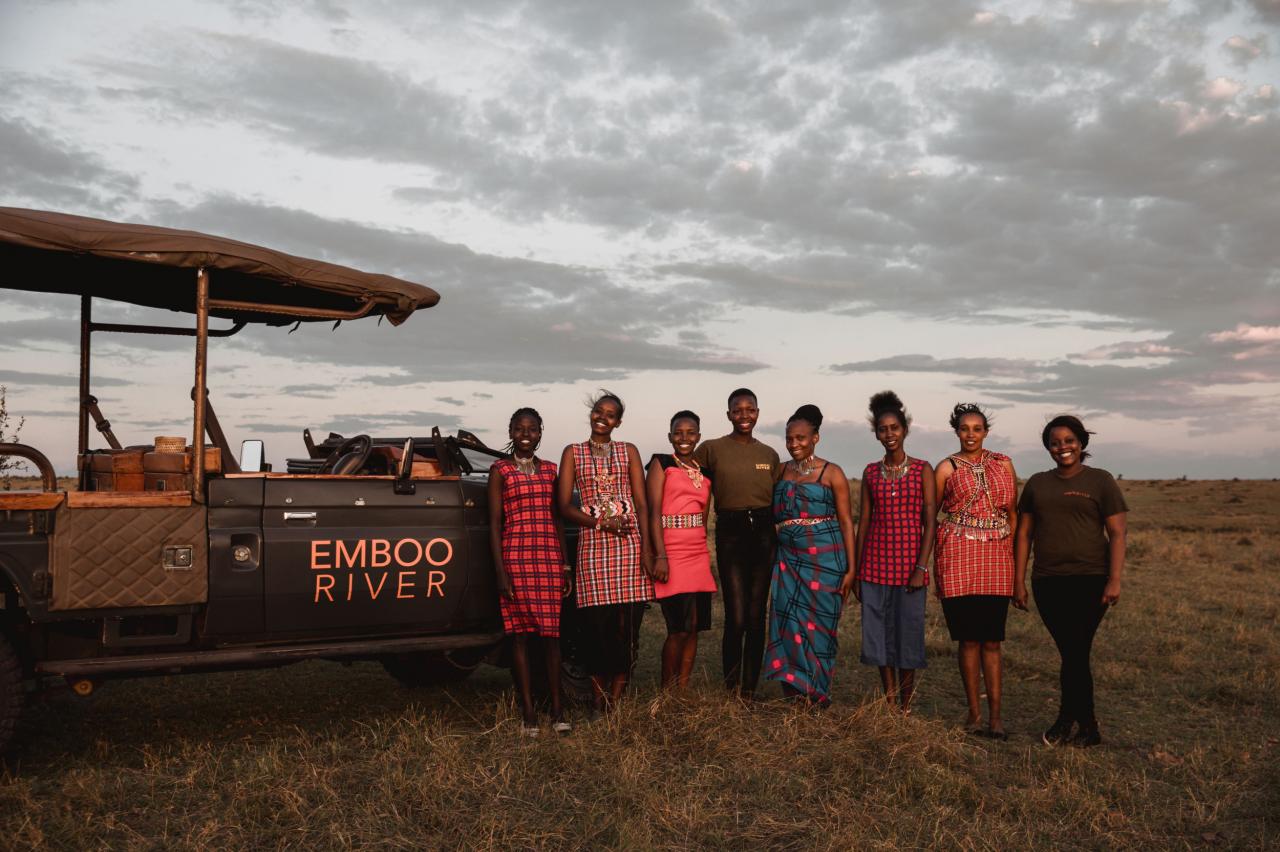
[{"xmin": 504, "ymin": 407, "xmax": 543, "ymax": 453}]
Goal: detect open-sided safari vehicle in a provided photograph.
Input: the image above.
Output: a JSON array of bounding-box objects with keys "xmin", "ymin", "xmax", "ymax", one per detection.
[{"xmin": 0, "ymin": 208, "xmax": 527, "ymax": 752}]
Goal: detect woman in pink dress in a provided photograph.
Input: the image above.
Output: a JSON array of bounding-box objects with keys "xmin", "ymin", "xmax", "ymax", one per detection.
[{"xmin": 645, "ymin": 411, "xmax": 716, "ymax": 688}]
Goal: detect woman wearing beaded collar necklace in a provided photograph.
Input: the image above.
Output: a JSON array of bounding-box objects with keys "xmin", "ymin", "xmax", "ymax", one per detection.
[
  {"xmin": 762, "ymin": 404, "xmax": 857, "ymax": 705},
  {"xmin": 645, "ymin": 410, "xmax": 716, "ymax": 689},
  {"xmin": 488, "ymin": 407, "xmax": 571, "ymax": 736},
  {"xmin": 934, "ymin": 403, "xmax": 1018, "ymax": 740},
  {"xmin": 557, "ymin": 390, "xmax": 654, "ymax": 714},
  {"xmin": 853, "ymin": 391, "xmax": 936, "ymax": 714}
]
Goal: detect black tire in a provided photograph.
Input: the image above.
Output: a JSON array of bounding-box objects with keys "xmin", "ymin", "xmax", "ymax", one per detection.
[
  {"xmin": 381, "ymin": 648, "xmax": 484, "ymax": 688},
  {"xmin": 0, "ymin": 631, "xmax": 24, "ymax": 754}
]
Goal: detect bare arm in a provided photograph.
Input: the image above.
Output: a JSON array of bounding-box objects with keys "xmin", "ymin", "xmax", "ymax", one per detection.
[
  {"xmin": 1103, "ymin": 512, "xmax": 1127, "ymax": 605},
  {"xmin": 487, "ymin": 465, "xmax": 513, "ymax": 600},
  {"xmin": 934, "ymin": 457, "xmax": 953, "ymax": 505},
  {"xmin": 1003, "ymin": 459, "xmax": 1019, "ymax": 533},
  {"xmin": 556, "ymin": 445, "xmax": 597, "ymax": 528},
  {"xmin": 853, "ymin": 476, "xmax": 872, "ymax": 603},
  {"xmin": 627, "ymin": 443, "xmax": 651, "ymax": 565},
  {"xmin": 911, "ymin": 461, "xmax": 937, "ymax": 591},
  {"xmin": 1013, "ymin": 512, "xmax": 1034, "ymax": 610},
  {"xmin": 551, "ymin": 471, "xmax": 571, "ymax": 597},
  {"xmin": 827, "ymin": 464, "xmax": 858, "ymax": 601},
  {"xmin": 645, "ymin": 456, "xmax": 668, "ymax": 583}
]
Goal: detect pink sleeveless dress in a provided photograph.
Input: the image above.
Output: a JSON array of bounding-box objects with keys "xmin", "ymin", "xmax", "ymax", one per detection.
[{"xmin": 653, "ymin": 455, "xmax": 716, "ymax": 599}]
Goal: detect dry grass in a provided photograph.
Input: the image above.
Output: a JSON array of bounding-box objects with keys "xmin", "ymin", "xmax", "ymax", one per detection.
[{"xmin": 2, "ymin": 479, "xmax": 1278, "ymax": 849}]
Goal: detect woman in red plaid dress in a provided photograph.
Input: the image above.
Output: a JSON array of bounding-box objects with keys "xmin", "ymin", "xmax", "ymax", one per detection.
[
  {"xmin": 934, "ymin": 403, "xmax": 1018, "ymax": 740},
  {"xmin": 556, "ymin": 390, "xmax": 653, "ymax": 713},
  {"xmin": 489, "ymin": 408, "xmax": 571, "ymax": 736}
]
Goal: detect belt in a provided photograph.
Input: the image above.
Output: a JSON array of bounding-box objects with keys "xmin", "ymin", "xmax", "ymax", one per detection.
[
  {"xmin": 716, "ymin": 506, "xmax": 773, "ymax": 529},
  {"xmin": 661, "ymin": 513, "xmax": 704, "ymax": 529},
  {"xmin": 942, "ymin": 512, "xmax": 1009, "ymax": 532},
  {"xmin": 780, "ymin": 515, "xmax": 835, "ymax": 527}
]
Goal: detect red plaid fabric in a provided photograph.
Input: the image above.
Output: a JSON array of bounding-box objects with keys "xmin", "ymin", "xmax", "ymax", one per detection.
[
  {"xmin": 859, "ymin": 458, "xmax": 926, "ymax": 586},
  {"xmin": 572, "ymin": 441, "xmax": 653, "ymax": 607},
  {"xmin": 494, "ymin": 458, "xmax": 565, "ymax": 636},
  {"xmin": 934, "ymin": 451, "xmax": 1015, "ymax": 598}
]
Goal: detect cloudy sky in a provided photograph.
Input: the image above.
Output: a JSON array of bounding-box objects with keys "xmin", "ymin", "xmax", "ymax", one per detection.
[{"xmin": 2, "ymin": 0, "xmax": 1278, "ymax": 479}]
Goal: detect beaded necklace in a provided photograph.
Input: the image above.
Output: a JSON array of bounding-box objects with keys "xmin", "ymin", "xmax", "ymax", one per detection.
[{"xmin": 674, "ymin": 455, "xmax": 704, "ymax": 489}]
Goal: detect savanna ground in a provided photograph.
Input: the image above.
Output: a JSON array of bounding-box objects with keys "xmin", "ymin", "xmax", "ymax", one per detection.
[{"xmin": 1, "ymin": 479, "xmax": 1277, "ymax": 849}]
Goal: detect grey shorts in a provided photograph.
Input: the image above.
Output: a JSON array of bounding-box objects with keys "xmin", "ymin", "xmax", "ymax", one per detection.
[{"xmin": 860, "ymin": 581, "xmax": 927, "ymax": 669}]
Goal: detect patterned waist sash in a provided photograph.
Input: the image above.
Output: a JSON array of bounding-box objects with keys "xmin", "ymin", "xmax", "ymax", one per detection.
[
  {"xmin": 941, "ymin": 510, "xmax": 1009, "ymax": 539},
  {"xmin": 587, "ymin": 499, "xmax": 634, "ymax": 519},
  {"xmin": 780, "ymin": 515, "xmax": 835, "ymax": 527},
  {"xmin": 661, "ymin": 513, "xmax": 704, "ymax": 529}
]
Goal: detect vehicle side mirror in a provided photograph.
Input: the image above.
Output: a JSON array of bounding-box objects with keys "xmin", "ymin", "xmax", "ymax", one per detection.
[{"xmin": 239, "ymin": 440, "xmax": 265, "ymax": 473}]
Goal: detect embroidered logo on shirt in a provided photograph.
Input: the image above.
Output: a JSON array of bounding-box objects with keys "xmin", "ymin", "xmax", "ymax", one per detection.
[
  {"xmin": 755, "ymin": 463, "xmax": 772, "ymax": 470},
  {"xmin": 1063, "ymin": 491, "xmax": 1092, "ymax": 498}
]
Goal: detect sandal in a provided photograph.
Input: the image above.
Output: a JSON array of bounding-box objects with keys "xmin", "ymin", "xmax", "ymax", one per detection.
[
  {"xmin": 521, "ymin": 724, "xmax": 540, "ymax": 738},
  {"xmin": 551, "ymin": 719, "xmax": 572, "ymax": 735}
]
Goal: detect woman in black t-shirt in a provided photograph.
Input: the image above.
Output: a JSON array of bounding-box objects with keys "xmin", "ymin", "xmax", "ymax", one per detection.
[{"xmin": 1013, "ymin": 415, "xmax": 1128, "ymax": 748}]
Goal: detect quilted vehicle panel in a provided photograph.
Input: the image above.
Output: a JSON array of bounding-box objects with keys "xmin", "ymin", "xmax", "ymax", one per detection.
[{"xmin": 50, "ymin": 505, "xmax": 208, "ymax": 610}]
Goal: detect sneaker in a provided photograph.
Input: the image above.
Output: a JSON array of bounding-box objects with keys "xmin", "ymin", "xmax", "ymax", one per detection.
[
  {"xmin": 1042, "ymin": 717, "xmax": 1074, "ymax": 746},
  {"xmin": 521, "ymin": 724, "xmax": 540, "ymax": 738},
  {"xmin": 551, "ymin": 719, "xmax": 572, "ymax": 735},
  {"xmin": 1069, "ymin": 723, "xmax": 1102, "ymax": 748}
]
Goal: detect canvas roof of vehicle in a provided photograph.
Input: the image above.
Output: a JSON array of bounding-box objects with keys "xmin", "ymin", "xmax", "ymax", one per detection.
[{"xmin": 0, "ymin": 207, "xmax": 440, "ymax": 326}]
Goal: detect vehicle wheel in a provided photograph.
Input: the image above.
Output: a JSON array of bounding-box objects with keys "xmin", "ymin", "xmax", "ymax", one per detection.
[
  {"xmin": 0, "ymin": 632, "xmax": 24, "ymax": 754},
  {"xmin": 381, "ymin": 648, "xmax": 484, "ymax": 688}
]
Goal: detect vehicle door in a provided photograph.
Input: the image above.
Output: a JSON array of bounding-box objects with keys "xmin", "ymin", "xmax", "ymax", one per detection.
[{"xmin": 261, "ymin": 476, "xmax": 474, "ymax": 636}]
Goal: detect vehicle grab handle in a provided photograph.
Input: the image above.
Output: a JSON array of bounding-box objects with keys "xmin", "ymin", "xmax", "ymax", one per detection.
[
  {"xmin": 283, "ymin": 511, "xmax": 318, "ymax": 521},
  {"xmin": 0, "ymin": 443, "xmax": 58, "ymax": 492}
]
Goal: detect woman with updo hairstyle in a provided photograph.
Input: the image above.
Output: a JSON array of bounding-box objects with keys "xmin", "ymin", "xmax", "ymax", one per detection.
[
  {"xmin": 762, "ymin": 404, "xmax": 857, "ymax": 706},
  {"xmin": 557, "ymin": 389, "xmax": 654, "ymax": 716},
  {"xmin": 1014, "ymin": 415, "xmax": 1128, "ymax": 748},
  {"xmin": 934, "ymin": 403, "xmax": 1018, "ymax": 740},
  {"xmin": 853, "ymin": 391, "xmax": 936, "ymax": 713}
]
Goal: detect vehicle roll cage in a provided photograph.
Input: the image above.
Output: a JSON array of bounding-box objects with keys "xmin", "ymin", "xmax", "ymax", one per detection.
[{"xmin": 0, "ymin": 207, "xmax": 443, "ymax": 500}]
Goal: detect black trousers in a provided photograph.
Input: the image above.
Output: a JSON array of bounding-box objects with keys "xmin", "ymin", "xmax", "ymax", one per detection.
[
  {"xmin": 715, "ymin": 508, "xmax": 777, "ymax": 694},
  {"xmin": 1033, "ymin": 575, "xmax": 1109, "ymax": 726}
]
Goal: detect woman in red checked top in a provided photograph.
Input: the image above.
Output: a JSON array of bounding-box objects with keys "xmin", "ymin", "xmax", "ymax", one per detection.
[
  {"xmin": 934, "ymin": 403, "xmax": 1017, "ymax": 740},
  {"xmin": 853, "ymin": 391, "xmax": 936, "ymax": 714},
  {"xmin": 488, "ymin": 407, "xmax": 571, "ymax": 737}
]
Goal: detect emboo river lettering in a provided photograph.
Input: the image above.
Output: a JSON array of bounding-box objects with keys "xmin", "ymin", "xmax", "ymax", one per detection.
[{"xmin": 309, "ymin": 538, "xmax": 453, "ymax": 603}]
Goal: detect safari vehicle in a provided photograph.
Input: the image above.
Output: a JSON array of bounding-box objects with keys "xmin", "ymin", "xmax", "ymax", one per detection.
[{"xmin": 0, "ymin": 208, "xmax": 526, "ymax": 752}]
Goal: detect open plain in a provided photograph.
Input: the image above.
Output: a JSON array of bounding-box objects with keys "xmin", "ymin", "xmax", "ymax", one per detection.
[{"xmin": 1, "ymin": 478, "xmax": 1277, "ymax": 849}]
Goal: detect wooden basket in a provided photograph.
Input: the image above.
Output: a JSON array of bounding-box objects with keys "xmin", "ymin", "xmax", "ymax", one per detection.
[{"xmin": 154, "ymin": 436, "xmax": 186, "ymax": 454}]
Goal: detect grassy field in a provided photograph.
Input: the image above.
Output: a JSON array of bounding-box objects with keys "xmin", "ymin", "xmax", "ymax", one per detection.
[{"xmin": 1, "ymin": 479, "xmax": 1277, "ymax": 849}]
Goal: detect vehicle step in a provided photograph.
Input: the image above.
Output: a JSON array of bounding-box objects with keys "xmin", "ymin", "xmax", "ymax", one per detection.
[{"xmin": 36, "ymin": 632, "xmax": 503, "ymax": 677}]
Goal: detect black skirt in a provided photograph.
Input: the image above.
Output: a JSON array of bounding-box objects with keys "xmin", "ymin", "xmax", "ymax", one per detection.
[
  {"xmin": 659, "ymin": 591, "xmax": 712, "ymax": 634},
  {"xmin": 941, "ymin": 594, "xmax": 1010, "ymax": 642},
  {"xmin": 577, "ymin": 602, "xmax": 646, "ymax": 677}
]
